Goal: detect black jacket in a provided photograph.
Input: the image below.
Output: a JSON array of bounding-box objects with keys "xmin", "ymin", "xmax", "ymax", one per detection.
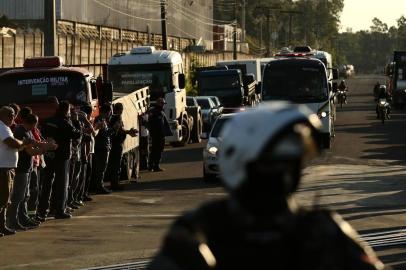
[
  {"xmin": 148, "ymin": 107, "xmax": 172, "ymax": 139},
  {"xmin": 149, "ymin": 199, "xmax": 385, "ymax": 270},
  {"xmin": 42, "ymin": 115, "xmax": 82, "ymax": 161}
]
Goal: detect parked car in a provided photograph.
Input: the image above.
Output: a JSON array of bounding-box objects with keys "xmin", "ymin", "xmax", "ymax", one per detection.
[
  {"xmin": 207, "ymin": 96, "xmax": 224, "ymax": 113},
  {"xmin": 203, "ymin": 114, "xmax": 234, "ymax": 181},
  {"xmin": 195, "ymin": 96, "xmax": 220, "ymax": 131}
]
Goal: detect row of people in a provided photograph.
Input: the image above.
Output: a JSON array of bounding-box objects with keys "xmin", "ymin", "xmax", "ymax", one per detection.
[{"xmin": 0, "ymin": 99, "xmax": 141, "ymax": 236}]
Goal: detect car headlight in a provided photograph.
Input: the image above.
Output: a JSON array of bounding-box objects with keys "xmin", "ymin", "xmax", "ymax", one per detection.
[
  {"xmin": 207, "ymin": 146, "xmax": 218, "ymax": 156},
  {"xmin": 318, "ymin": 111, "xmax": 328, "ymax": 118}
]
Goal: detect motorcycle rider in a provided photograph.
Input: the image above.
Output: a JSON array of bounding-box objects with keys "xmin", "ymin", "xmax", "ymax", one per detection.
[
  {"xmin": 376, "ymin": 85, "xmax": 391, "ymax": 119},
  {"xmin": 373, "ymin": 81, "xmax": 381, "ymax": 98},
  {"xmin": 148, "ymin": 103, "xmax": 385, "ymax": 270},
  {"xmin": 338, "ymin": 79, "xmax": 348, "ymax": 103}
]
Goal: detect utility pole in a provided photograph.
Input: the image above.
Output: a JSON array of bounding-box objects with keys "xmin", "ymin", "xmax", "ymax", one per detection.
[
  {"xmin": 233, "ymin": 0, "xmax": 238, "ymax": 60},
  {"xmin": 241, "ymin": 0, "xmax": 246, "ymax": 42},
  {"xmin": 160, "ymin": 0, "xmax": 168, "ymax": 50},
  {"xmin": 254, "ymin": 4, "xmax": 281, "ymax": 57},
  {"xmin": 280, "ymin": 10, "xmax": 302, "ymax": 46},
  {"xmin": 44, "ymin": 0, "xmax": 57, "ymax": 56}
]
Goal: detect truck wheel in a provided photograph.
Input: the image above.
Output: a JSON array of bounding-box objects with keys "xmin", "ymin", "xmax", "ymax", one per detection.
[
  {"xmin": 322, "ymin": 133, "xmax": 332, "ymax": 149},
  {"xmin": 203, "ymin": 167, "xmax": 216, "ymax": 182},
  {"xmin": 132, "ymin": 149, "xmax": 140, "ymax": 181},
  {"xmin": 172, "ymin": 118, "xmax": 191, "ymax": 147},
  {"xmin": 190, "ymin": 108, "xmax": 202, "ymax": 143},
  {"xmin": 120, "ymin": 151, "xmax": 133, "ymax": 180},
  {"xmin": 120, "ymin": 150, "xmax": 139, "ymax": 181}
]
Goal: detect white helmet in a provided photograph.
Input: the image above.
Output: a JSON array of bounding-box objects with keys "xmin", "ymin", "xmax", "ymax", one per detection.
[{"xmin": 218, "ymin": 102, "xmax": 322, "ymax": 191}]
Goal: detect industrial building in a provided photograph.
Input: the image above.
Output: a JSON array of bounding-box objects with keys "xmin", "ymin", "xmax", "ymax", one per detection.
[{"xmin": 0, "ymin": 0, "xmax": 214, "ymax": 49}]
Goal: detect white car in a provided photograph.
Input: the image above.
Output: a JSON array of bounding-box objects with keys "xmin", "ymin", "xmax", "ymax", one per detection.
[{"xmin": 203, "ymin": 114, "xmax": 234, "ymax": 181}]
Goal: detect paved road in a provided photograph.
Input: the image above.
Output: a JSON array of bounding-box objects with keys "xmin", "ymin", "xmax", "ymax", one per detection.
[{"xmin": 1, "ymin": 75, "xmax": 406, "ymax": 270}]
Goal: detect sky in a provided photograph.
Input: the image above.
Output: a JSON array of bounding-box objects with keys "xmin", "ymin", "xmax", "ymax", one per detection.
[{"xmin": 340, "ymin": 0, "xmax": 406, "ymax": 32}]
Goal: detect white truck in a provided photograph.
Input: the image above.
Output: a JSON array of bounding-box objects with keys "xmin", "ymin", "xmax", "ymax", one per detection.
[{"xmin": 107, "ymin": 46, "xmax": 201, "ymax": 146}]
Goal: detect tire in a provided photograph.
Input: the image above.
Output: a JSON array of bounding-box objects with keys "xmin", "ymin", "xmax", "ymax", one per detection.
[
  {"xmin": 322, "ymin": 133, "xmax": 332, "ymax": 149},
  {"xmin": 171, "ymin": 118, "xmax": 191, "ymax": 147},
  {"xmin": 203, "ymin": 167, "xmax": 216, "ymax": 182},
  {"xmin": 381, "ymin": 109, "xmax": 386, "ymax": 124},
  {"xmin": 120, "ymin": 151, "xmax": 134, "ymax": 180},
  {"xmin": 188, "ymin": 107, "xmax": 202, "ymax": 143}
]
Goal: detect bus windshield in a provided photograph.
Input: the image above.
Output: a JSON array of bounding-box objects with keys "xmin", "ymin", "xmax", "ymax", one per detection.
[
  {"xmin": 109, "ymin": 65, "xmax": 172, "ymax": 100},
  {"xmin": 262, "ymin": 65, "xmax": 328, "ymax": 103},
  {"xmin": 0, "ymin": 73, "xmax": 88, "ymax": 106}
]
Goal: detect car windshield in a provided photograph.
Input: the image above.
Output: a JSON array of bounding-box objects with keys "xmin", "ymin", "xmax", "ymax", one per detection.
[
  {"xmin": 0, "ymin": 73, "xmax": 87, "ymax": 105},
  {"xmin": 109, "ymin": 65, "xmax": 172, "ymax": 101},
  {"xmin": 210, "ymin": 117, "xmax": 231, "ymax": 137},
  {"xmin": 262, "ymin": 65, "xmax": 328, "ymax": 103},
  {"xmin": 210, "ymin": 97, "xmax": 221, "ymax": 107},
  {"xmin": 199, "ymin": 75, "xmax": 240, "ymax": 91},
  {"xmin": 196, "ymin": 99, "xmax": 212, "ymax": 109},
  {"xmin": 186, "ymin": 98, "xmax": 195, "ymax": 107}
]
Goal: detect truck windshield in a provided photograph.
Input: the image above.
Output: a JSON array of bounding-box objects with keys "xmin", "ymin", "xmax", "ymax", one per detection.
[
  {"xmin": 109, "ymin": 65, "xmax": 172, "ymax": 100},
  {"xmin": 199, "ymin": 75, "xmax": 240, "ymax": 91},
  {"xmin": 0, "ymin": 73, "xmax": 88, "ymax": 106},
  {"xmin": 262, "ymin": 66, "xmax": 328, "ymax": 103}
]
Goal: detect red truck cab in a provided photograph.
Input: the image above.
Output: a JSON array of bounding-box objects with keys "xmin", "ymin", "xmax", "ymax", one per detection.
[{"xmin": 0, "ymin": 56, "xmax": 110, "ymax": 121}]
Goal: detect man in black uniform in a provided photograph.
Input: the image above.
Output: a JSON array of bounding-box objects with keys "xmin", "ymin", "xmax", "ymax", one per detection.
[
  {"xmin": 149, "ymin": 104, "xmax": 386, "ymax": 270},
  {"xmin": 38, "ymin": 101, "xmax": 81, "ymax": 219},
  {"xmin": 91, "ymin": 103, "xmax": 113, "ymax": 194},
  {"xmin": 148, "ymin": 98, "xmax": 171, "ymax": 172},
  {"xmin": 105, "ymin": 103, "xmax": 137, "ymax": 190}
]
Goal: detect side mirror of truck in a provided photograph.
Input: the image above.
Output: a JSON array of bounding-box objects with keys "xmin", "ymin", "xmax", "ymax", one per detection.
[
  {"xmin": 101, "ymin": 81, "xmax": 113, "ymax": 103},
  {"xmin": 332, "ymin": 82, "xmax": 338, "ymax": 93},
  {"xmin": 332, "ymin": 68, "xmax": 339, "ymax": 80},
  {"xmin": 178, "ymin": 74, "xmax": 186, "ymax": 89}
]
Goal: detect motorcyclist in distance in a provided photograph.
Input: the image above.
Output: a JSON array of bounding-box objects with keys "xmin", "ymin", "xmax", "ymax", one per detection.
[
  {"xmin": 148, "ymin": 103, "xmax": 386, "ymax": 270},
  {"xmin": 376, "ymin": 85, "xmax": 391, "ymax": 119},
  {"xmin": 338, "ymin": 79, "xmax": 348, "ymax": 103}
]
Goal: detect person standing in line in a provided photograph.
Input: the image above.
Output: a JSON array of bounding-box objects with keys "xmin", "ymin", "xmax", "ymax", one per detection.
[
  {"xmin": 7, "ymin": 113, "xmax": 57, "ymax": 230},
  {"xmin": 67, "ymin": 105, "xmax": 84, "ymax": 209},
  {"xmin": 0, "ymin": 106, "xmax": 33, "ymax": 236},
  {"xmin": 105, "ymin": 103, "xmax": 138, "ymax": 190},
  {"xmin": 80, "ymin": 104, "xmax": 96, "ymax": 202},
  {"xmin": 148, "ymin": 98, "xmax": 172, "ymax": 172},
  {"xmin": 139, "ymin": 113, "xmax": 149, "ymax": 171},
  {"xmin": 91, "ymin": 103, "xmax": 114, "ymax": 194},
  {"xmin": 37, "ymin": 101, "xmax": 81, "ymax": 220}
]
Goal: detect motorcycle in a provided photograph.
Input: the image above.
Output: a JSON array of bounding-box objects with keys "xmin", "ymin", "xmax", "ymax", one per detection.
[
  {"xmin": 377, "ymin": 98, "xmax": 390, "ymax": 124},
  {"xmin": 337, "ymin": 90, "xmax": 347, "ymax": 108}
]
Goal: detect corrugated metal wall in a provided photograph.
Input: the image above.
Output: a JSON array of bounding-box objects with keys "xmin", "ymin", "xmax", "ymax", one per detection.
[
  {"xmin": 0, "ymin": 0, "xmax": 213, "ymax": 44},
  {"xmin": 0, "ymin": 0, "xmax": 44, "ymax": 19}
]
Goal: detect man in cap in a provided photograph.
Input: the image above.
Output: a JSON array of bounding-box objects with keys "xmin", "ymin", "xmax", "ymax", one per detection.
[{"xmin": 148, "ymin": 98, "xmax": 172, "ymax": 172}]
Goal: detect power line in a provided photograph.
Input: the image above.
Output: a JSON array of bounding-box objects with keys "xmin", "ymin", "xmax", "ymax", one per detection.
[
  {"xmin": 90, "ymin": 0, "xmax": 163, "ymax": 21},
  {"xmin": 167, "ymin": 0, "xmax": 234, "ymax": 24}
]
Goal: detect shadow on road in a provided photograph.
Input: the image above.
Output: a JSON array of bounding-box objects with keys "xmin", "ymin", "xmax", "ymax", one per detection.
[
  {"xmin": 163, "ymin": 144, "xmax": 205, "ymax": 164},
  {"xmin": 335, "ymin": 112, "xmax": 406, "ymax": 164},
  {"xmin": 128, "ymin": 177, "xmax": 223, "ymax": 192}
]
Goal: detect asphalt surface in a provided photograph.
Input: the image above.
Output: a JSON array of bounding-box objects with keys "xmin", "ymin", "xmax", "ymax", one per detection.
[{"xmin": 1, "ymin": 75, "xmax": 406, "ymax": 270}]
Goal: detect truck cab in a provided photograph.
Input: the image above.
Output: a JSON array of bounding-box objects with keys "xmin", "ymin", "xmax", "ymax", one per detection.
[
  {"xmin": 0, "ymin": 56, "xmax": 104, "ymax": 118},
  {"xmin": 197, "ymin": 69, "xmax": 246, "ymax": 108},
  {"xmin": 108, "ymin": 46, "xmax": 196, "ymax": 146},
  {"xmin": 262, "ymin": 57, "xmax": 334, "ymax": 148},
  {"xmin": 387, "ymin": 51, "xmax": 406, "ymax": 108}
]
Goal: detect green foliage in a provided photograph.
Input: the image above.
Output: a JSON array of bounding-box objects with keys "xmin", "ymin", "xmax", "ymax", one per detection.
[
  {"xmin": 338, "ymin": 16, "xmax": 406, "ymax": 73},
  {"xmin": 185, "ymin": 57, "xmax": 201, "ymax": 96}
]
